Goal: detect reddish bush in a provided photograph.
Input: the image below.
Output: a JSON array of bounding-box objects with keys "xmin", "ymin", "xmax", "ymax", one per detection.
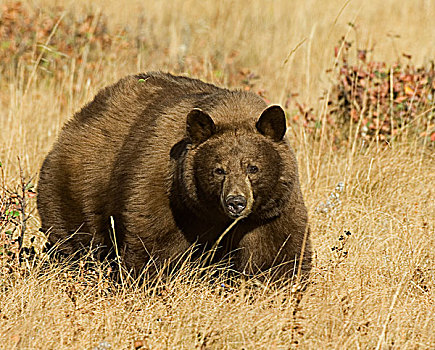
[
  {"xmin": 0, "ymin": 161, "xmax": 36, "ymax": 267},
  {"xmin": 327, "ymin": 38, "xmax": 434, "ymax": 144},
  {"xmin": 0, "ymin": 2, "xmax": 111, "ymax": 74}
]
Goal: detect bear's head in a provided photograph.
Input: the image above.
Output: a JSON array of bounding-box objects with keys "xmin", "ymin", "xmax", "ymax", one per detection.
[{"xmin": 183, "ymin": 105, "xmax": 295, "ymax": 222}]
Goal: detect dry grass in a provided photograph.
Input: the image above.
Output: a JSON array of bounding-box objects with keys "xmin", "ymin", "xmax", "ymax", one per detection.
[{"xmin": 1, "ymin": 0, "xmax": 434, "ymax": 348}]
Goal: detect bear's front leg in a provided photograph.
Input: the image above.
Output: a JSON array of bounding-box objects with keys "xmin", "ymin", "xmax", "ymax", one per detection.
[
  {"xmin": 233, "ymin": 219, "xmax": 311, "ymax": 280},
  {"xmin": 121, "ymin": 226, "xmax": 191, "ymax": 276}
]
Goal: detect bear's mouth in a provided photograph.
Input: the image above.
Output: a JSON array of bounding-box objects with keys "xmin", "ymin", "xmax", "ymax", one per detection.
[
  {"xmin": 220, "ymin": 175, "xmax": 254, "ymax": 219},
  {"xmin": 222, "ymin": 195, "xmax": 251, "ymax": 219},
  {"xmin": 226, "ymin": 209, "xmax": 245, "ymax": 218},
  {"xmin": 225, "ymin": 208, "xmax": 251, "ymax": 219}
]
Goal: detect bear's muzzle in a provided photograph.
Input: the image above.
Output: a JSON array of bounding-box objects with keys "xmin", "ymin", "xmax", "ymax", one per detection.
[{"xmin": 225, "ymin": 195, "xmax": 247, "ymax": 216}]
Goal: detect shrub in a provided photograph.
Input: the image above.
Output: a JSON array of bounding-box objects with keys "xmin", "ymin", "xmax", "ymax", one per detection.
[
  {"xmin": 0, "ymin": 161, "xmax": 37, "ymax": 269},
  {"xmin": 0, "ymin": 1, "xmax": 111, "ymax": 75},
  {"xmin": 327, "ymin": 38, "xmax": 434, "ymax": 144},
  {"xmin": 286, "ymin": 38, "xmax": 434, "ymax": 146}
]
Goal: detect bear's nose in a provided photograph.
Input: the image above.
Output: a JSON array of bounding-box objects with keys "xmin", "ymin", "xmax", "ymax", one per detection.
[{"xmin": 225, "ymin": 195, "xmax": 247, "ymax": 215}]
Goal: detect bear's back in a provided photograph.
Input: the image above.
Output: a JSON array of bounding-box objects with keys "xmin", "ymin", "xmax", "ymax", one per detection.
[{"xmin": 51, "ymin": 72, "xmax": 227, "ymax": 182}]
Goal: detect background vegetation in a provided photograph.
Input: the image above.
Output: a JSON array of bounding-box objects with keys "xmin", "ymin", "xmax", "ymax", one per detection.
[{"xmin": 1, "ymin": 0, "xmax": 434, "ymax": 348}]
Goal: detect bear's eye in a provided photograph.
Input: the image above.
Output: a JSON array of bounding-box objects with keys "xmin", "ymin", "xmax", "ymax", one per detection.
[
  {"xmin": 247, "ymin": 165, "xmax": 259, "ymax": 174},
  {"xmin": 214, "ymin": 168, "xmax": 226, "ymax": 175}
]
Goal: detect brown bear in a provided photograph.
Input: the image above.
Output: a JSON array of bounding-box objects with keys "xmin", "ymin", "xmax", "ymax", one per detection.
[{"xmin": 37, "ymin": 72, "xmax": 311, "ymax": 280}]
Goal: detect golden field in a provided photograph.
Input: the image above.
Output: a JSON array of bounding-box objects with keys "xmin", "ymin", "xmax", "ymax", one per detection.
[{"xmin": 0, "ymin": 0, "xmax": 434, "ymax": 348}]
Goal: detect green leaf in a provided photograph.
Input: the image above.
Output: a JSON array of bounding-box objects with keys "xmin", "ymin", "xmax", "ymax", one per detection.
[
  {"xmin": 374, "ymin": 70, "xmax": 387, "ymax": 79},
  {"xmin": 138, "ymin": 79, "xmax": 146, "ymax": 83},
  {"xmin": 214, "ymin": 70, "xmax": 223, "ymax": 78},
  {"xmin": 6, "ymin": 210, "xmax": 20, "ymax": 218},
  {"xmin": 1, "ymin": 41, "xmax": 10, "ymax": 50}
]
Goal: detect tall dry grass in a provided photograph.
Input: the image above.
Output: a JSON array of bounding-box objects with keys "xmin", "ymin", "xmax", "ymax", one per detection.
[{"xmin": 1, "ymin": 0, "xmax": 434, "ymax": 348}]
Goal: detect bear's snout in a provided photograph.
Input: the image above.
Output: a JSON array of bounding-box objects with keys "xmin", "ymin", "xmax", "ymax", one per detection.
[{"xmin": 225, "ymin": 195, "xmax": 247, "ymax": 216}]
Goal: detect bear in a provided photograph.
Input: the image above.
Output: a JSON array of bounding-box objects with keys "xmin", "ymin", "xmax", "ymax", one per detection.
[{"xmin": 37, "ymin": 72, "xmax": 312, "ymax": 280}]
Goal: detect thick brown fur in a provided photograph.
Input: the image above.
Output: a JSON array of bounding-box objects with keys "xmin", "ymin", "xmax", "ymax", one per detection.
[{"xmin": 37, "ymin": 72, "xmax": 312, "ymax": 279}]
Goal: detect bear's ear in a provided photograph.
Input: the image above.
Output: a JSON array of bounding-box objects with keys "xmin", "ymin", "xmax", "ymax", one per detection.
[
  {"xmin": 186, "ymin": 109, "xmax": 216, "ymax": 145},
  {"xmin": 256, "ymin": 105, "xmax": 287, "ymax": 142}
]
